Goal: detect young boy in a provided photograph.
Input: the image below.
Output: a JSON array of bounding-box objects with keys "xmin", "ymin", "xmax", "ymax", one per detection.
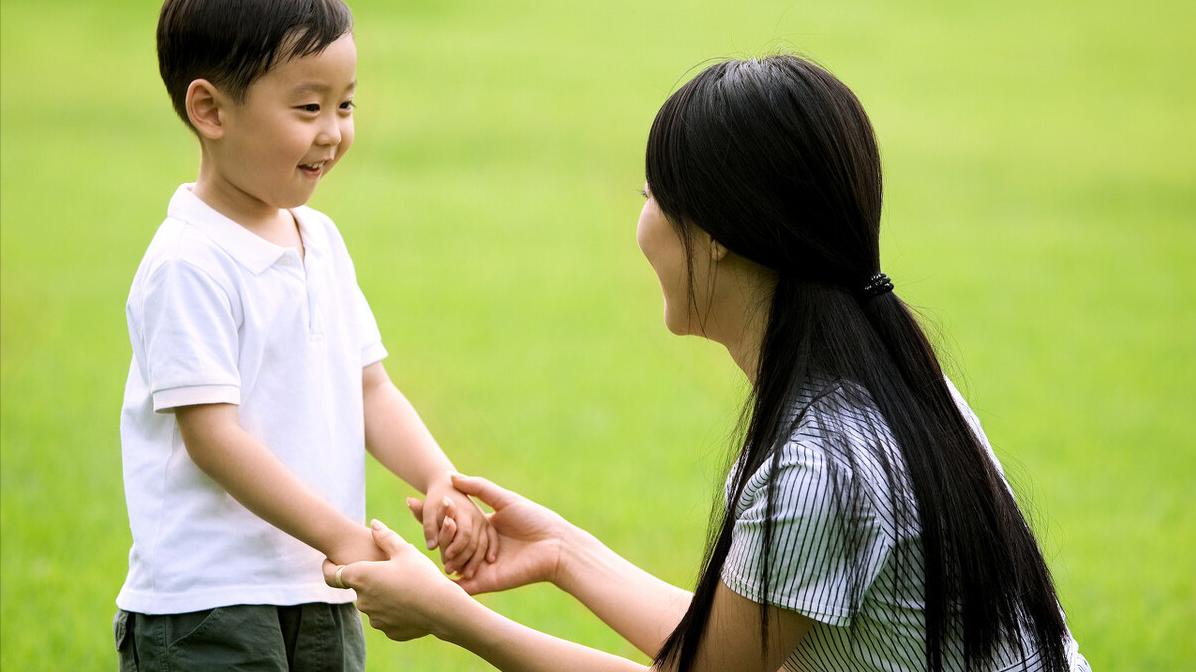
[{"xmin": 114, "ymin": 2, "xmax": 495, "ymax": 669}]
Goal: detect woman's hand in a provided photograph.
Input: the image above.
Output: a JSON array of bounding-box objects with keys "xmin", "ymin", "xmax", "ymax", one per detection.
[
  {"xmin": 409, "ymin": 473, "xmax": 574, "ymax": 595},
  {"xmin": 323, "ymin": 520, "xmax": 469, "ymax": 642}
]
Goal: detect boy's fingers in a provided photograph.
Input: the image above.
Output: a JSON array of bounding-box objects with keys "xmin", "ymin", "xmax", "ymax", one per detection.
[
  {"xmin": 443, "ymin": 520, "xmax": 474, "ymax": 562},
  {"xmin": 462, "ymin": 533, "xmax": 488, "ymax": 579},
  {"xmin": 406, "ymin": 497, "xmax": 424, "ymax": 525},
  {"xmin": 423, "ymin": 496, "xmax": 452, "ymax": 550},
  {"xmin": 438, "ymin": 517, "xmax": 457, "ymax": 568},
  {"xmin": 459, "ymin": 527, "xmax": 487, "ymax": 573},
  {"xmin": 450, "ymin": 474, "xmax": 518, "ymax": 510},
  {"xmin": 422, "ymin": 503, "xmax": 438, "ymax": 551}
]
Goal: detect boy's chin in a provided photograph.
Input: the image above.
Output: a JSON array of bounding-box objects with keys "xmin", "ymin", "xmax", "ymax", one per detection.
[{"xmin": 274, "ymin": 188, "xmax": 318, "ymax": 210}]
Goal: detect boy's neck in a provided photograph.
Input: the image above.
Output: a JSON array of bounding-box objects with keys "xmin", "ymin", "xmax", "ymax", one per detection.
[{"xmin": 193, "ymin": 160, "xmax": 299, "ymax": 246}]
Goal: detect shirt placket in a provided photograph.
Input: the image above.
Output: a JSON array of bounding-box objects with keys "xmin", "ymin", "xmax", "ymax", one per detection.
[{"xmin": 301, "ymin": 247, "xmax": 324, "ymax": 341}]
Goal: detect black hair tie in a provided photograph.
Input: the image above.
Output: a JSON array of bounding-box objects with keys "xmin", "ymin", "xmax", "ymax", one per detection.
[{"xmin": 860, "ymin": 272, "xmax": 894, "ymax": 299}]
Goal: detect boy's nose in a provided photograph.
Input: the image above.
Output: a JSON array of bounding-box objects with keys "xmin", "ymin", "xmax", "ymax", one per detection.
[{"xmin": 316, "ymin": 122, "xmax": 341, "ymax": 147}]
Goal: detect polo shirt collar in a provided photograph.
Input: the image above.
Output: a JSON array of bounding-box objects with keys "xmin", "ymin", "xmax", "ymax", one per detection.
[{"xmin": 167, "ymin": 184, "xmax": 291, "ymax": 275}]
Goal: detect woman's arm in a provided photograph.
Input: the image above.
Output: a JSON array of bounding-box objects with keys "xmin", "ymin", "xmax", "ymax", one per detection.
[
  {"xmin": 453, "ymin": 583, "xmax": 809, "ymax": 672},
  {"xmin": 336, "ymin": 520, "xmax": 647, "ymax": 671},
  {"xmin": 449, "ymin": 474, "xmax": 692, "ymax": 656},
  {"xmin": 451, "ymin": 607, "xmax": 648, "ymax": 672},
  {"xmin": 557, "ymin": 527, "xmax": 693, "ymax": 656},
  {"xmin": 335, "ymin": 519, "xmax": 811, "ymax": 672}
]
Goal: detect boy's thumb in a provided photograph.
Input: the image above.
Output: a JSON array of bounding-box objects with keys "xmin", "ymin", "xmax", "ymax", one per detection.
[{"xmin": 406, "ymin": 497, "xmax": 424, "ymax": 524}]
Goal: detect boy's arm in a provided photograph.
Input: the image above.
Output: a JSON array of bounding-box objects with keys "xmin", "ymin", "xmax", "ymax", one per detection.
[
  {"xmin": 361, "ymin": 362, "xmax": 494, "ymax": 572},
  {"xmin": 176, "ymin": 403, "xmax": 384, "ymax": 565},
  {"xmin": 361, "ymin": 362, "xmax": 454, "ymax": 493}
]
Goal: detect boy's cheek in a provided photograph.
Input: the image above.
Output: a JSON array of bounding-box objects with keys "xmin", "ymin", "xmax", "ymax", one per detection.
[{"xmin": 338, "ymin": 125, "xmax": 355, "ymax": 154}]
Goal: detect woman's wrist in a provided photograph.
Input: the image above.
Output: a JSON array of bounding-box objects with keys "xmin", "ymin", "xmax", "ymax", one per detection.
[
  {"xmin": 554, "ymin": 523, "xmax": 608, "ymax": 595},
  {"xmin": 435, "ymin": 586, "xmax": 499, "ymax": 647}
]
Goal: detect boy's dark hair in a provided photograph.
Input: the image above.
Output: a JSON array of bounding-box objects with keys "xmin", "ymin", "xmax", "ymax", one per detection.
[{"xmin": 157, "ymin": 0, "xmax": 353, "ymax": 128}]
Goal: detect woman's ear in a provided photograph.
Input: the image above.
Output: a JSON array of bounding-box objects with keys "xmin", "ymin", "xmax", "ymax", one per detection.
[
  {"xmin": 709, "ymin": 237, "xmax": 729, "ymax": 263},
  {"xmin": 185, "ymin": 79, "xmax": 225, "ymax": 140}
]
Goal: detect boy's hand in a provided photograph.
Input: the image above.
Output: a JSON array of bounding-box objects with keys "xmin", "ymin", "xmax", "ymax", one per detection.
[{"xmin": 418, "ymin": 476, "xmax": 499, "ymax": 579}]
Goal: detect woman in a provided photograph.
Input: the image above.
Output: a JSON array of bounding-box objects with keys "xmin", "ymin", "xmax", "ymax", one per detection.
[{"xmin": 326, "ymin": 55, "xmax": 1089, "ymax": 671}]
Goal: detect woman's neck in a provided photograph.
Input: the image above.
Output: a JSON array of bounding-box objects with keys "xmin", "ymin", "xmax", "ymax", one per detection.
[
  {"xmin": 704, "ymin": 261, "xmax": 774, "ymax": 386},
  {"xmin": 722, "ymin": 306, "xmax": 766, "ymax": 385}
]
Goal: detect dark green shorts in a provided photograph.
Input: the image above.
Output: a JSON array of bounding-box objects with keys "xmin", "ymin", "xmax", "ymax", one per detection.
[{"xmin": 113, "ymin": 602, "xmax": 365, "ymax": 672}]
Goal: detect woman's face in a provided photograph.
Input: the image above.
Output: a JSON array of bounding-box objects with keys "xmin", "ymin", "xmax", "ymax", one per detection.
[{"xmin": 637, "ymin": 184, "xmax": 705, "ymax": 335}]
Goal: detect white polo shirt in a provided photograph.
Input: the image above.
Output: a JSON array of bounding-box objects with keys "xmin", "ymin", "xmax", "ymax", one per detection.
[{"xmin": 116, "ymin": 184, "xmax": 388, "ymax": 614}]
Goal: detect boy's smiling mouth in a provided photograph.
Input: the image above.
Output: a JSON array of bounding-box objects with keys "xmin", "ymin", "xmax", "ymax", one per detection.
[{"xmin": 299, "ymin": 160, "xmax": 329, "ymax": 177}]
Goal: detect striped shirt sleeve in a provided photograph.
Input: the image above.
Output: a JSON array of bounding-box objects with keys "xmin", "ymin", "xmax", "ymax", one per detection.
[{"xmin": 720, "ymin": 439, "xmax": 896, "ymax": 626}]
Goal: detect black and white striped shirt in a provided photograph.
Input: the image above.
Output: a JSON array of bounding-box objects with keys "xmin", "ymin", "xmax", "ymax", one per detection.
[{"xmin": 720, "ymin": 380, "xmax": 1089, "ymax": 671}]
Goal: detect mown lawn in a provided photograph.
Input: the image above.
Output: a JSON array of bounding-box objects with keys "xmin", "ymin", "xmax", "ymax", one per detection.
[{"xmin": 2, "ymin": 0, "xmax": 1192, "ymax": 669}]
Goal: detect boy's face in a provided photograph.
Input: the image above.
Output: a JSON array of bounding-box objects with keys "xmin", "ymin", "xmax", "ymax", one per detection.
[{"xmin": 212, "ymin": 33, "xmax": 357, "ymax": 210}]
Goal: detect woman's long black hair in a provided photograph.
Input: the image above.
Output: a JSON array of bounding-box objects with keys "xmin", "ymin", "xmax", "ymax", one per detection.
[{"xmin": 649, "ymin": 56, "xmax": 1067, "ymax": 671}]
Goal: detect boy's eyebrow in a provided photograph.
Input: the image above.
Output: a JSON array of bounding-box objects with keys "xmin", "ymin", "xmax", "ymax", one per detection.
[{"xmin": 290, "ymin": 80, "xmax": 357, "ymax": 95}]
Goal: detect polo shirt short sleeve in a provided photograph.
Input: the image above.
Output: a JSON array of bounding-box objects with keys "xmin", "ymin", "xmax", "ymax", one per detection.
[
  {"xmin": 142, "ymin": 259, "xmax": 241, "ymax": 412},
  {"xmin": 356, "ymin": 285, "xmax": 387, "ymax": 367}
]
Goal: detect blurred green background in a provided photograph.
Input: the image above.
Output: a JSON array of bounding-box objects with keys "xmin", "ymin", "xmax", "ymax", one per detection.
[{"xmin": 2, "ymin": 0, "xmax": 1193, "ymax": 669}]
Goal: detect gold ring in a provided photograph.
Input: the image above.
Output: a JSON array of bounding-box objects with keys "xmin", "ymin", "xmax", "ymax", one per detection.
[{"xmin": 334, "ymin": 565, "xmax": 348, "ymax": 590}]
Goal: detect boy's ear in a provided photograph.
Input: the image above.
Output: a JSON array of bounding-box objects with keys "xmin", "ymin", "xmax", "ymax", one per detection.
[{"xmin": 185, "ymin": 79, "xmax": 225, "ymax": 140}]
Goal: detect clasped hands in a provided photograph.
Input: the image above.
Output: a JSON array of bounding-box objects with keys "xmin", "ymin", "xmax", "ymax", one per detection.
[{"xmin": 322, "ymin": 474, "xmax": 570, "ymax": 642}]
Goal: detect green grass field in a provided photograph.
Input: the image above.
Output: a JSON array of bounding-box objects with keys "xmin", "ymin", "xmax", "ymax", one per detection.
[{"xmin": 2, "ymin": 0, "xmax": 1193, "ymax": 669}]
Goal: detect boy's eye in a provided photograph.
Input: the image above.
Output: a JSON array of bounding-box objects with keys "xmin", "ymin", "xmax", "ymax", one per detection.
[
  {"xmin": 298, "ymin": 103, "xmax": 320, "ymax": 113},
  {"xmin": 339, "ymin": 100, "xmax": 356, "ymax": 111}
]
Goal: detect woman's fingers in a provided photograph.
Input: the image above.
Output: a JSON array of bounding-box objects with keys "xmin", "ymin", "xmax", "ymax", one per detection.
[
  {"xmin": 486, "ymin": 520, "xmax": 499, "ymax": 563},
  {"xmin": 450, "ymin": 473, "xmax": 518, "ymax": 510},
  {"xmin": 370, "ymin": 518, "xmax": 413, "ymax": 560},
  {"xmin": 322, "ymin": 558, "xmax": 359, "ymax": 590},
  {"xmin": 322, "ymin": 559, "xmax": 341, "ymax": 587}
]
